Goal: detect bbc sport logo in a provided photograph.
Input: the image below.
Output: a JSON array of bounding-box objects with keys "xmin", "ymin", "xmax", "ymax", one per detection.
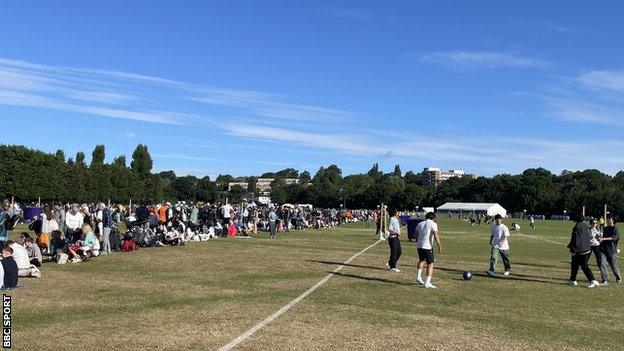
[{"xmin": 2, "ymin": 294, "xmax": 10, "ymax": 349}]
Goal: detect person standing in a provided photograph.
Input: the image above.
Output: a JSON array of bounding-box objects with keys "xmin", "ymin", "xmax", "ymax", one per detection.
[
  {"xmin": 268, "ymin": 206, "xmax": 278, "ymax": 239},
  {"xmin": 386, "ymin": 208, "xmax": 402, "ymax": 272},
  {"xmin": 589, "ymin": 219, "xmax": 608, "ymax": 284},
  {"xmin": 100, "ymin": 203, "xmax": 113, "ymax": 255},
  {"xmin": 598, "ymin": 214, "xmax": 621, "ymax": 284},
  {"xmin": 530, "ymin": 216, "xmax": 535, "ymax": 229},
  {"xmin": 222, "ymin": 202, "xmax": 234, "ymax": 225},
  {"xmin": 486, "ymin": 214, "xmax": 511, "ymax": 277},
  {"xmin": 415, "ymin": 212, "xmax": 442, "ymax": 289},
  {"xmin": 567, "ymin": 213, "xmax": 600, "ymax": 288},
  {"xmin": 0, "ymin": 200, "xmax": 11, "ymax": 249}
]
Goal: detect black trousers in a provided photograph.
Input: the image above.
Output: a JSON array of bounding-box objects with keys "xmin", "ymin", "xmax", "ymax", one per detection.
[
  {"xmin": 570, "ymin": 252, "xmax": 595, "ymax": 282},
  {"xmin": 387, "ymin": 236, "xmax": 402, "ymax": 268}
]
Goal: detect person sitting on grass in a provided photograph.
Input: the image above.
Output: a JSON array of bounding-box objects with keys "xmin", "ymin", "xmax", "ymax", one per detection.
[
  {"xmin": 8, "ymin": 240, "xmax": 41, "ymax": 278},
  {"xmin": 68, "ymin": 224, "xmax": 100, "ymax": 263},
  {"xmin": 1, "ymin": 246, "xmax": 19, "ymax": 290},
  {"xmin": 24, "ymin": 236, "xmax": 43, "ymax": 267},
  {"xmin": 163, "ymin": 227, "xmax": 184, "ymax": 246},
  {"xmin": 50, "ymin": 230, "xmax": 66, "ymax": 258}
]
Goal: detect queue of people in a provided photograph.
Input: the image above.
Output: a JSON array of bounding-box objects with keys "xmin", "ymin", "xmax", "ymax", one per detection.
[{"xmin": 0, "ymin": 198, "xmax": 354, "ymax": 289}]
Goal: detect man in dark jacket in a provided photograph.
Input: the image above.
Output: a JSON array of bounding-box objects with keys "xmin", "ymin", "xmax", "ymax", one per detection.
[
  {"xmin": 1, "ymin": 246, "xmax": 19, "ymax": 289},
  {"xmin": 567, "ymin": 212, "xmax": 600, "ymax": 288}
]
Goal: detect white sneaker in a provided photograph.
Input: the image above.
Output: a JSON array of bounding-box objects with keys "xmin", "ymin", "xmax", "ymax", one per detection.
[
  {"xmin": 588, "ymin": 280, "xmax": 600, "ymax": 288},
  {"xmin": 416, "ymin": 276, "xmax": 425, "ymax": 285},
  {"xmin": 390, "ymin": 268, "xmax": 400, "ymax": 273},
  {"xmin": 71, "ymin": 258, "xmax": 82, "ymax": 264},
  {"xmin": 485, "ymin": 270, "xmax": 495, "ymax": 277},
  {"xmin": 425, "ymin": 282, "xmax": 437, "ymax": 289},
  {"xmin": 566, "ymin": 280, "xmax": 578, "ymax": 286},
  {"xmin": 503, "ymin": 271, "xmax": 510, "ymax": 276},
  {"xmin": 31, "ymin": 267, "xmax": 41, "ymax": 278},
  {"xmin": 386, "ymin": 263, "xmax": 390, "ymax": 269}
]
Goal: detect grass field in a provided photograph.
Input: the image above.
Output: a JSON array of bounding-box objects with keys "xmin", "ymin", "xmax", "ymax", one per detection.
[{"xmin": 6, "ymin": 218, "xmax": 624, "ymax": 350}]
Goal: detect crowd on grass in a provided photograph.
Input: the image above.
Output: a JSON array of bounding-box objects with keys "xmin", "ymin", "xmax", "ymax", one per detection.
[{"xmin": 0, "ymin": 199, "xmax": 379, "ymax": 290}]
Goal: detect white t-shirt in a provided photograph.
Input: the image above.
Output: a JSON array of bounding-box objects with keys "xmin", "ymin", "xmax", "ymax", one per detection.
[
  {"xmin": 10, "ymin": 243, "xmax": 30, "ymax": 269},
  {"xmin": 416, "ymin": 219, "xmax": 438, "ymax": 250},
  {"xmin": 222, "ymin": 204, "xmax": 233, "ymax": 218},
  {"xmin": 65, "ymin": 212, "xmax": 84, "ymax": 230},
  {"xmin": 388, "ymin": 217, "xmax": 400, "ymax": 237},
  {"xmin": 491, "ymin": 224, "xmax": 510, "ymax": 250}
]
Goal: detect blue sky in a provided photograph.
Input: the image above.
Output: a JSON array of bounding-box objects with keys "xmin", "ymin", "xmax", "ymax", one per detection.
[{"xmin": 1, "ymin": 1, "xmax": 624, "ymax": 178}]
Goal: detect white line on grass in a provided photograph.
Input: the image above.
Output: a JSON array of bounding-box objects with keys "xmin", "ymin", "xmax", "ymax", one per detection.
[
  {"xmin": 217, "ymin": 239, "xmax": 383, "ymax": 351},
  {"xmin": 516, "ymin": 233, "xmax": 564, "ymax": 245}
]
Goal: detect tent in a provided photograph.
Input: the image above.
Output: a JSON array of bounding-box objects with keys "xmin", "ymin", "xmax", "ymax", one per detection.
[{"xmin": 436, "ymin": 202, "xmax": 507, "ymax": 217}]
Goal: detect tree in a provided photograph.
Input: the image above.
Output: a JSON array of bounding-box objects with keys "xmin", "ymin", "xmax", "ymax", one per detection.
[
  {"xmin": 75, "ymin": 151, "xmax": 86, "ymax": 166},
  {"xmin": 197, "ymin": 176, "xmax": 215, "ymax": 202},
  {"xmin": 228, "ymin": 185, "xmax": 246, "ymax": 204},
  {"xmin": 131, "ymin": 144, "xmax": 153, "ymax": 178},
  {"xmin": 393, "ymin": 164, "xmax": 402, "ymax": 177},
  {"xmin": 54, "ymin": 149, "xmax": 65, "ymax": 162},
  {"xmin": 367, "ymin": 163, "xmax": 383, "ymax": 181},
  {"xmin": 275, "ymin": 168, "xmax": 299, "ymax": 179},
  {"xmin": 173, "ymin": 176, "xmax": 199, "ymax": 201},
  {"xmin": 90, "ymin": 144, "xmax": 105, "ymax": 167},
  {"xmin": 404, "ymin": 171, "xmax": 422, "ymax": 185},
  {"xmin": 158, "ymin": 170, "xmax": 176, "ymax": 182},
  {"xmin": 247, "ymin": 176, "xmax": 258, "ymax": 193},
  {"xmin": 113, "ymin": 155, "xmax": 127, "ymax": 168},
  {"xmin": 299, "ymin": 171, "xmax": 311, "ymax": 185}
]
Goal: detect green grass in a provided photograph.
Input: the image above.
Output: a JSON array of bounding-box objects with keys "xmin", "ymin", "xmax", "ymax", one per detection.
[{"xmin": 6, "ymin": 218, "xmax": 624, "ymax": 350}]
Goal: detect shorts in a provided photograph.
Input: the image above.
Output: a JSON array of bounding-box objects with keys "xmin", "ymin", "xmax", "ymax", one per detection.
[{"xmin": 417, "ymin": 248, "xmax": 435, "ymax": 264}]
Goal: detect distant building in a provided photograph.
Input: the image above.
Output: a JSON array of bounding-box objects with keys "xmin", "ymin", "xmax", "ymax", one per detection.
[
  {"xmin": 228, "ymin": 177, "xmax": 299, "ymax": 195},
  {"xmin": 421, "ymin": 167, "xmax": 478, "ymax": 187}
]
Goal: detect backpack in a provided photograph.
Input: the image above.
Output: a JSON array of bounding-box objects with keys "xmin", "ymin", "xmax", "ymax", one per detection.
[
  {"xmin": 121, "ymin": 240, "xmax": 138, "ymax": 252},
  {"xmin": 29, "ymin": 219, "xmax": 43, "ymax": 235},
  {"xmin": 109, "ymin": 228, "xmax": 121, "ymax": 251},
  {"xmin": 2, "ymin": 212, "xmax": 20, "ymax": 231}
]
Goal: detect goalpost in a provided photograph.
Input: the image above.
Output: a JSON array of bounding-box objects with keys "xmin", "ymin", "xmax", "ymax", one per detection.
[{"xmin": 377, "ymin": 202, "xmax": 388, "ymax": 240}]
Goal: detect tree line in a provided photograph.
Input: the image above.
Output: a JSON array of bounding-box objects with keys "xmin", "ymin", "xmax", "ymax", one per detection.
[{"xmin": 1, "ymin": 144, "xmax": 623, "ymax": 217}]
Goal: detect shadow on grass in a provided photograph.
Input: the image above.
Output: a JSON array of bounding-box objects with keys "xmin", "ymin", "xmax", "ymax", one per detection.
[
  {"xmin": 436, "ymin": 266, "xmax": 565, "ymax": 285},
  {"xmin": 513, "ymin": 261, "xmax": 565, "ymax": 269},
  {"xmin": 330, "ymin": 271, "xmax": 415, "ymax": 286},
  {"xmin": 306, "ymin": 260, "xmax": 388, "ymax": 271}
]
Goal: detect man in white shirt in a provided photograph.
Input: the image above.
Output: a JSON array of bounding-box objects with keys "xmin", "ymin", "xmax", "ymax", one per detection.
[
  {"xmin": 415, "ymin": 212, "xmax": 442, "ymax": 288},
  {"xmin": 486, "ymin": 214, "xmax": 511, "ymax": 276},
  {"xmin": 386, "ymin": 208, "xmax": 402, "ymax": 272},
  {"xmin": 8, "ymin": 240, "xmax": 41, "ymax": 278},
  {"xmin": 222, "ymin": 203, "xmax": 234, "ymax": 224}
]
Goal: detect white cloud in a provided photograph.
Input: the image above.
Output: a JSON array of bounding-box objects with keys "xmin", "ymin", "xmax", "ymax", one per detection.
[
  {"xmin": 545, "ymin": 98, "xmax": 624, "ymax": 126},
  {"xmin": 0, "ymin": 56, "xmax": 350, "ymax": 125},
  {"xmin": 544, "ymin": 22, "xmax": 573, "ymax": 33},
  {"xmin": 576, "ymin": 70, "xmax": 624, "ymax": 93},
  {"xmin": 321, "ymin": 6, "xmax": 371, "ymax": 20},
  {"xmin": 419, "ymin": 51, "xmax": 550, "ymax": 70}
]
